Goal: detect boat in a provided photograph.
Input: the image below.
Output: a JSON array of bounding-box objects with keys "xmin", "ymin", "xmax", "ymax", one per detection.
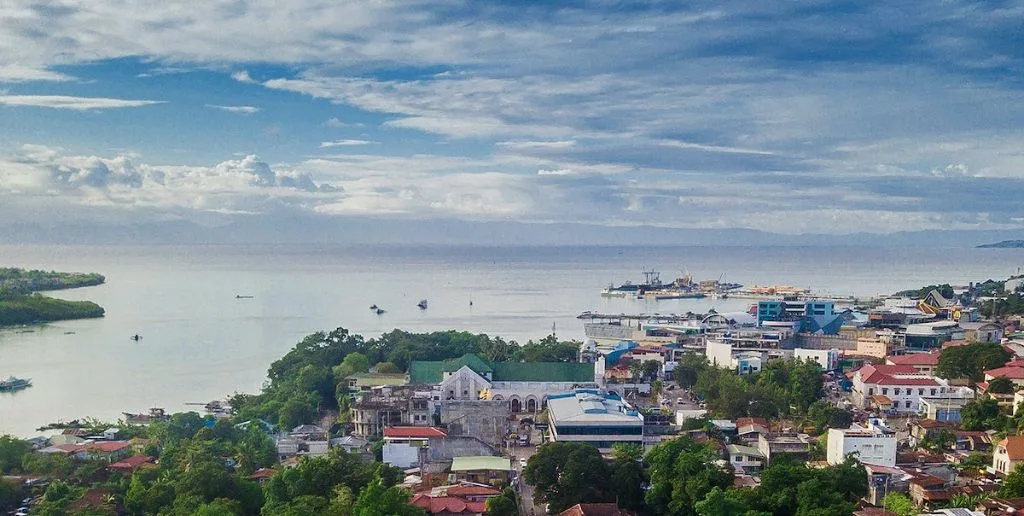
[
  {"xmin": 0, "ymin": 376, "xmax": 32, "ymax": 392},
  {"xmin": 235, "ymin": 294, "xmax": 254, "ymax": 299},
  {"xmin": 123, "ymin": 407, "xmax": 168, "ymax": 425},
  {"xmin": 375, "ymin": 308, "xmax": 386, "ymax": 315},
  {"xmin": 370, "ymin": 304, "xmax": 379, "ymax": 310},
  {"xmin": 130, "ymin": 334, "xmax": 142, "ymax": 341},
  {"xmin": 417, "ymin": 299, "xmax": 428, "ymax": 309}
]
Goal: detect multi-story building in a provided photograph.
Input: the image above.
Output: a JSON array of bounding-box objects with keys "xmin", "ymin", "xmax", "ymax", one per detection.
[
  {"xmin": 756, "ymin": 299, "xmax": 844, "ymax": 335},
  {"xmin": 350, "ymin": 386, "xmax": 433, "ymax": 437},
  {"xmin": 546, "ymin": 390, "xmax": 644, "ymax": 452},
  {"xmin": 826, "ymin": 419, "xmax": 897, "ymax": 467},
  {"xmin": 849, "ymin": 364, "xmax": 973, "ymax": 413},
  {"xmin": 793, "ymin": 348, "xmax": 840, "ymax": 371},
  {"xmin": 993, "ymin": 435, "xmax": 1024, "ymax": 476},
  {"xmin": 382, "ymin": 426, "xmax": 448, "ymax": 468},
  {"xmin": 885, "ymin": 351, "xmax": 940, "ymax": 375}
]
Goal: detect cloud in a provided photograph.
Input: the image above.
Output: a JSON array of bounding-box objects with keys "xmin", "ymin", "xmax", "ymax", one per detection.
[
  {"xmin": 0, "ymin": 65, "xmax": 74, "ymax": 83},
  {"xmin": 319, "ymin": 139, "xmax": 375, "ymax": 148},
  {"xmin": 0, "ymin": 95, "xmax": 164, "ymax": 110},
  {"xmin": 323, "ymin": 117, "xmax": 360, "ymax": 128},
  {"xmin": 205, "ymin": 104, "xmax": 261, "ymax": 114},
  {"xmin": 231, "ymin": 70, "xmax": 256, "ymax": 83}
]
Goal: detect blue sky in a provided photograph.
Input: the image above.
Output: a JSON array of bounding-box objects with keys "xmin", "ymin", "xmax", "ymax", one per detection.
[{"xmin": 0, "ymin": 0, "xmax": 1022, "ymax": 235}]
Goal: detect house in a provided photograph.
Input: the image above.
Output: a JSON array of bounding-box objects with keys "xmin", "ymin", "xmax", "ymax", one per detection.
[
  {"xmin": 344, "ymin": 372, "xmax": 408, "ymax": 391},
  {"xmin": 826, "ymin": 419, "xmax": 897, "ymax": 467},
  {"xmin": 383, "ymin": 426, "xmax": 448, "ymax": 468},
  {"xmin": 329, "ymin": 435, "xmax": 369, "ymax": 454},
  {"xmin": 290, "ymin": 424, "xmax": 327, "ymax": 441},
  {"xmin": 726, "ymin": 444, "xmax": 764, "ymax": 474},
  {"xmin": 793, "ymin": 348, "xmax": 840, "ymax": 371},
  {"xmin": 959, "ymin": 321, "xmax": 1003, "ymax": 343},
  {"xmin": 918, "ymin": 397, "xmax": 971, "ymax": 423},
  {"xmin": 107, "ymin": 455, "xmax": 154, "ymax": 473},
  {"xmin": 83, "ymin": 441, "xmax": 132, "ymax": 463},
  {"xmin": 547, "ymin": 390, "xmax": 644, "ymax": 451},
  {"xmin": 449, "ymin": 456, "xmax": 513, "ymax": 486},
  {"xmin": 849, "ymin": 364, "xmax": 971, "ymax": 413},
  {"xmin": 953, "ymin": 431, "xmax": 992, "ymax": 453},
  {"xmin": 909, "ymin": 474, "xmax": 951, "ymax": 507},
  {"xmin": 409, "ymin": 484, "xmax": 501, "ymax": 515},
  {"xmin": 735, "ymin": 417, "xmax": 769, "ymax": 443},
  {"xmin": 885, "ymin": 351, "xmax": 941, "ymax": 375},
  {"xmin": 984, "ymin": 364, "xmax": 1024, "ymax": 388},
  {"xmin": 993, "ymin": 435, "xmax": 1024, "ymax": 476},
  {"xmin": 757, "ymin": 434, "xmax": 812, "ymax": 466},
  {"xmin": 864, "ymin": 464, "xmax": 913, "ymax": 506},
  {"xmin": 407, "ymin": 354, "xmax": 598, "ymax": 413},
  {"xmin": 248, "ymin": 468, "xmax": 276, "ymax": 484},
  {"xmin": 557, "ymin": 503, "xmax": 638, "ymax": 516},
  {"xmin": 910, "ymin": 420, "xmax": 955, "ymax": 444}
]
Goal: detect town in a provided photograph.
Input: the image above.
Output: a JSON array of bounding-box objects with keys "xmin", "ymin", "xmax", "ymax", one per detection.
[{"xmin": 5, "ymin": 278, "xmax": 1024, "ymax": 515}]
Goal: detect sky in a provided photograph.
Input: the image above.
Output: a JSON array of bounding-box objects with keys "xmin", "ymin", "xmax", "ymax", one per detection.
[{"xmin": 0, "ymin": 1, "xmax": 1022, "ymax": 237}]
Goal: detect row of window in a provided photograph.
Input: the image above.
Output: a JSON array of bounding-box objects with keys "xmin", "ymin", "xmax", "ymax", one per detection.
[
  {"xmin": 554, "ymin": 425, "xmax": 643, "ymax": 436},
  {"xmin": 866, "ymin": 387, "xmax": 943, "ymax": 396}
]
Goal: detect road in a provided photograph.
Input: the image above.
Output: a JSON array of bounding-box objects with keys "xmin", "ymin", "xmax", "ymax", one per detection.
[{"xmin": 512, "ymin": 426, "xmax": 548, "ymax": 516}]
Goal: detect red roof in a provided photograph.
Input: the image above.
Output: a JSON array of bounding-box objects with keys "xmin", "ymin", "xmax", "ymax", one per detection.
[
  {"xmin": 409, "ymin": 494, "xmax": 486, "ymax": 514},
  {"xmin": 248, "ymin": 468, "xmax": 276, "ymax": 480},
  {"xmin": 445, "ymin": 485, "xmax": 501, "ymax": 497},
  {"xmin": 854, "ymin": 364, "xmax": 939, "ymax": 386},
  {"xmin": 885, "ymin": 352, "xmax": 940, "ymax": 366},
  {"xmin": 108, "ymin": 455, "xmax": 153, "ymax": 471},
  {"xmin": 384, "ymin": 426, "xmax": 447, "ymax": 439},
  {"xmin": 87, "ymin": 441, "xmax": 131, "ymax": 453},
  {"xmin": 999, "ymin": 435, "xmax": 1024, "ymax": 461},
  {"xmin": 985, "ymin": 366, "xmax": 1024, "ymax": 380},
  {"xmin": 558, "ymin": 503, "xmax": 637, "ymax": 516}
]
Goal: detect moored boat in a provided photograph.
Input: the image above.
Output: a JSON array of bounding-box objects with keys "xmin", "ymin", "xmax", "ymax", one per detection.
[{"xmin": 0, "ymin": 376, "xmax": 32, "ymax": 392}]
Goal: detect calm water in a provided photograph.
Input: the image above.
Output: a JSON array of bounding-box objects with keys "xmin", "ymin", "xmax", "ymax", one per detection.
[{"xmin": 0, "ymin": 244, "xmax": 1021, "ymax": 436}]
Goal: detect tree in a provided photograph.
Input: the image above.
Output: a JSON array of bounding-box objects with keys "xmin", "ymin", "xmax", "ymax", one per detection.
[
  {"xmin": 351, "ymin": 474, "xmax": 423, "ymax": 516},
  {"xmin": 675, "ymin": 353, "xmax": 709, "ymax": 389},
  {"xmin": 336, "ymin": 352, "xmax": 370, "ymax": 378},
  {"xmin": 485, "ymin": 488, "xmax": 518, "ymax": 516},
  {"xmin": 936, "ymin": 343, "xmax": 1011, "ymax": 382},
  {"xmin": 0, "ymin": 436, "xmax": 29, "ymax": 474},
  {"xmin": 642, "ymin": 360, "xmax": 661, "ymax": 380},
  {"xmin": 645, "ymin": 436, "xmax": 733, "ymax": 516},
  {"xmin": 610, "ymin": 444, "xmax": 645, "ymax": 512},
  {"xmin": 651, "ymin": 379, "xmax": 664, "ymax": 400},
  {"xmin": 882, "ymin": 492, "xmax": 918, "ymax": 516},
  {"xmin": 961, "ymin": 397, "xmax": 1005, "ymax": 431},
  {"xmin": 523, "ymin": 442, "xmax": 612, "ymax": 513},
  {"xmin": 629, "ymin": 361, "xmax": 643, "ymax": 382},
  {"xmin": 1000, "ymin": 467, "xmax": 1024, "ymax": 497},
  {"xmin": 695, "ymin": 487, "xmax": 768, "ymax": 516},
  {"xmin": 374, "ymin": 362, "xmax": 401, "ymax": 374},
  {"xmin": 989, "ymin": 376, "xmax": 1016, "ymax": 394}
]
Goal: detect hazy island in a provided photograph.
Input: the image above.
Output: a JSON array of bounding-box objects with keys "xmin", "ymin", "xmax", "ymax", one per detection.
[
  {"xmin": 977, "ymin": 239, "xmax": 1024, "ymax": 248},
  {"xmin": 0, "ymin": 268, "xmax": 105, "ymax": 326}
]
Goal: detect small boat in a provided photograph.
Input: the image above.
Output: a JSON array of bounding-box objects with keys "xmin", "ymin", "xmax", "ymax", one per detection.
[
  {"xmin": 0, "ymin": 376, "xmax": 32, "ymax": 392},
  {"xmin": 64, "ymin": 331, "xmax": 76, "ymax": 335},
  {"xmin": 123, "ymin": 407, "xmax": 168, "ymax": 425},
  {"xmin": 130, "ymin": 334, "xmax": 142, "ymax": 341},
  {"xmin": 235, "ymin": 294, "xmax": 254, "ymax": 299},
  {"xmin": 417, "ymin": 299, "xmax": 428, "ymax": 309},
  {"xmin": 375, "ymin": 308, "xmax": 386, "ymax": 315},
  {"xmin": 370, "ymin": 304, "xmax": 379, "ymax": 310}
]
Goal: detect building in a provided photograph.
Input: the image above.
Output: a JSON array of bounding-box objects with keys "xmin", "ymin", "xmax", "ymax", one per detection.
[
  {"xmin": 383, "ymin": 426, "xmax": 448, "ymax": 468},
  {"xmin": 984, "ymin": 363, "xmax": 1024, "ymax": 388},
  {"xmin": 885, "ymin": 351, "xmax": 941, "ymax": 375},
  {"xmin": 350, "ymin": 385, "xmax": 434, "ymax": 437},
  {"xmin": 437, "ymin": 399, "xmax": 510, "ymax": 448},
  {"xmin": 449, "ymin": 456, "xmax": 513, "ymax": 486},
  {"xmin": 726, "ymin": 444, "xmax": 765, "ymax": 474},
  {"xmin": 408, "ymin": 354, "xmax": 598, "ymax": 413},
  {"xmin": 558, "ymin": 503, "xmax": 638, "ymax": 516},
  {"xmin": 757, "ymin": 434, "xmax": 811, "ymax": 466},
  {"xmin": 992, "ymin": 435, "xmax": 1024, "ymax": 476},
  {"xmin": 756, "ymin": 299, "xmax": 844, "ymax": 334},
  {"xmin": 546, "ymin": 390, "xmax": 644, "ymax": 451},
  {"xmin": 918, "ymin": 397, "xmax": 971, "ymax": 423},
  {"xmin": 344, "ymin": 372, "xmax": 408, "ymax": 391},
  {"xmin": 705, "ymin": 341, "xmax": 764, "ymax": 375},
  {"xmin": 826, "ymin": 419, "xmax": 897, "ymax": 467},
  {"xmin": 793, "ymin": 348, "xmax": 840, "ymax": 371},
  {"xmin": 409, "ymin": 484, "xmax": 501, "ymax": 516},
  {"xmin": 959, "ymin": 321, "xmax": 1003, "ymax": 343},
  {"xmin": 849, "ymin": 364, "xmax": 972, "ymax": 413}
]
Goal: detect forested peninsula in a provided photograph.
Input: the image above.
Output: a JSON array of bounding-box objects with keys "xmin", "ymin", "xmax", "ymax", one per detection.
[{"xmin": 0, "ymin": 268, "xmax": 105, "ymax": 326}]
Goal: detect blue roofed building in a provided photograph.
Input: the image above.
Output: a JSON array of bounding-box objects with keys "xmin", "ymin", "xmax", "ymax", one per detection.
[
  {"xmin": 757, "ymin": 299, "xmax": 844, "ymax": 335},
  {"xmin": 546, "ymin": 390, "xmax": 644, "ymax": 451}
]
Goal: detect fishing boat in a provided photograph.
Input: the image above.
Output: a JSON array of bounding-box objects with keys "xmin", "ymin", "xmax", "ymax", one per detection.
[
  {"xmin": 370, "ymin": 304, "xmax": 379, "ymax": 310},
  {"xmin": 235, "ymin": 294, "xmax": 254, "ymax": 299},
  {"xmin": 130, "ymin": 334, "xmax": 142, "ymax": 341},
  {"xmin": 375, "ymin": 308, "xmax": 386, "ymax": 315},
  {"xmin": 417, "ymin": 299, "xmax": 428, "ymax": 309},
  {"xmin": 0, "ymin": 376, "xmax": 32, "ymax": 392}
]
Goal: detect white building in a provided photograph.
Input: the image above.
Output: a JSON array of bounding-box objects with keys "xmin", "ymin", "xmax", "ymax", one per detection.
[
  {"xmin": 382, "ymin": 426, "xmax": 447, "ymax": 468},
  {"xmin": 793, "ymin": 348, "xmax": 840, "ymax": 371},
  {"xmin": 826, "ymin": 419, "xmax": 897, "ymax": 467},
  {"xmin": 850, "ymin": 364, "xmax": 973, "ymax": 413},
  {"xmin": 727, "ymin": 444, "xmax": 765, "ymax": 473},
  {"xmin": 546, "ymin": 390, "xmax": 644, "ymax": 452},
  {"xmin": 706, "ymin": 341, "xmax": 763, "ymax": 375}
]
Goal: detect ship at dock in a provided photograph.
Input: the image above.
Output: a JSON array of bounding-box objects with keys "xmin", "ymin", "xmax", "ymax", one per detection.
[{"xmin": 601, "ymin": 269, "xmax": 742, "ymax": 300}]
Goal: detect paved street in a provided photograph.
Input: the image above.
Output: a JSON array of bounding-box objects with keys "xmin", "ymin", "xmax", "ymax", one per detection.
[{"xmin": 511, "ymin": 426, "xmax": 547, "ymax": 516}]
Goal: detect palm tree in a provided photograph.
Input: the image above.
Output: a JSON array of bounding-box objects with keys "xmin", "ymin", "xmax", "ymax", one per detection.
[{"xmin": 628, "ymin": 361, "xmax": 643, "ymax": 383}]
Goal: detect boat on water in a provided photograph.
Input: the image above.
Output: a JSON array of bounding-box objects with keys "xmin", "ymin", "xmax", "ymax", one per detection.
[
  {"xmin": 0, "ymin": 376, "xmax": 32, "ymax": 392},
  {"xmin": 375, "ymin": 308, "xmax": 386, "ymax": 315},
  {"xmin": 123, "ymin": 407, "xmax": 169, "ymax": 425},
  {"xmin": 417, "ymin": 299, "xmax": 428, "ymax": 309},
  {"xmin": 602, "ymin": 269, "xmax": 742, "ymax": 300},
  {"xmin": 235, "ymin": 294, "xmax": 254, "ymax": 299},
  {"xmin": 370, "ymin": 304, "xmax": 379, "ymax": 310},
  {"xmin": 130, "ymin": 334, "xmax": 142, "ymax": 341}
]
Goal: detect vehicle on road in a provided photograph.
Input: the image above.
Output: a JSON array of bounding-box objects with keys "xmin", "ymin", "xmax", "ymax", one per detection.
[
  {"xmin": 676, "ymin": 397, "xmax": 684, "ymax": 404},
  {"xmin": 520, "ymin": 458, "xmax": 528, "ymax": 469}
]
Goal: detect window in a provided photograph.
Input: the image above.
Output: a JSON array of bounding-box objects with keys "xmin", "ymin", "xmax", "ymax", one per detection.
[
  {"xmin": 894, "ymin": 388, "xmax": 900, "ymax": 395},
  {"xmin": 930, "ymin": 389, "xmax": 936, "ymax": 396},
  {"xmin": 882, "ymin": 388, "xmax": 888, "ymax": 395},
  {"xmin": 905, "ymin": 400, "xmax": 912, "ymax": 408},
  {"xmin": 918, "ymin": 389, "xmax": 924, "ymax": 395},
  {"xmin": 868, "ymin": 388, "xmax": 875, "ymax": 395}
]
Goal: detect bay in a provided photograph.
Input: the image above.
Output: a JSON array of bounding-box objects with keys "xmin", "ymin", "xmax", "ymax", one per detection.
[{"xmin": 0, "ymin": 243, "xmax": 1021, "ymax": 437}]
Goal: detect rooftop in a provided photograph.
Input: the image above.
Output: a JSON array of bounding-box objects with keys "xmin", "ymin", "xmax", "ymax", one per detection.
[
  {"xmin": 384, "ymin": 426, "xmax": 448, "ymax": 439},
  {"xmin": 998, "ymin": 435, "xmax": 1024, "ymax": 460},
  {"xmin": 885, "ymin": 352, "xmax": 940, "ymax": 366},
  {"xmin": 547, "ymin": 390, "xmax": 643, "ymax": 426},
  {"xmin": 345, "ymin": 372, "xmax": 408, "ymax": 388},
  {"xmin": 985, "ymin": 365, "xmax": 1024, "ymax": 380},
  {"xmin": 408, "ymin": 353, "xmax": 594, "ymax": 384},
  {"xmin": 449, "ymin": 455, "xmax": 512, "ymax": 472}
]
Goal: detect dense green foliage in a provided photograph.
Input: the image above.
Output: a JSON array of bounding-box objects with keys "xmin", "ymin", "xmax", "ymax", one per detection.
[
  {"xmin": 989, "ymin": 375, "xmax": 1016, "ymax": 394},
  {"xmin": 673, "ymin": 352, "xmax": 709, "ymax": 388},
  {"xmin": 693, "ymin": 358, "xmax": 823, "ymax": 420},
  {"xmin": 897, "ymin": 283, "xmax": 954, "ymax": 299},
  {"xmin": 0, "ymin": 293, "xmax": 105, "ymax": 326},
  {"xmin": 0, "ymin": 268, "xmax": 105, "ymax": 296},
  {"xmin": 936, "ymin": 342, "xmax": 1011, "ymax": 382},
  {"xmin": 645, "ymin": 436, "xmax": 733, "ymax": 516},
  {"xmin": 522, "ymin": 441, "xmax": 612, "ymax": 513},
  {"xmin": 804, "ymin": 400, "xmax": 853, "ymax": 434},
  {"xmin": 881, "ymin": 492, "xmax": 918, "ymax": 516},
  {"xmin": 961, "ymin": 397, "xmax": 1010, "ymax": 431},
  {"xmin": 983, "ymin": 292, "xmax": 1024, "ymax": 317}
]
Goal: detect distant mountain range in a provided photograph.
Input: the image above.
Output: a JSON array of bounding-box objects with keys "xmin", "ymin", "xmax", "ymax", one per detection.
[
  {"xmin": 1, "ymin": 216, "xmax": 1023, "ymax": 247},
  {"xmin": 977, "ymin": 240, "xmax": 1024, "ymax": 249}
]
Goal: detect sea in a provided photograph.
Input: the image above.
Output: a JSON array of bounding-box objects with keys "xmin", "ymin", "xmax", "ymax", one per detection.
[{"xmin": 0, "ymin": 243, "xmax": 1021, "ymax": 437}]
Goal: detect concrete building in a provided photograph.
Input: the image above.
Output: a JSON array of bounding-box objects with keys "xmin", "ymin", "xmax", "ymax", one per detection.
[
  {"xmin": 408, "ymin": 354, "xmax": 598, "ymax": 414},
  {"xmin": 350, "ymin": 385, "xmax": 433, "ymax": 437},
  {"xmin": 849, "ymin": 364, "xmax": 973, "ymax": 413},
  {"xmin": 993, "ymin": 435, "xmax": 1024, "ymax": 476},
  {"xmin": 757, "ymin": 434, "xmax": 812, "ymax": 466},
  {"xmin": 826, "ymin": 419, "xmax": 897, "ymax": 467},
  {"xmin": 382, "ymin": 426, "xmax": 447, "ymax": 468},
  {"xmin": 706, "ymin": 341, "xmax": 764, "ymax": 375},
  {"xmin": 793, "ymin": 348, "xmax": 840, "ymax": 371},
  {"xmin": 885, "ymin": 351, "xmax": 941, "ymax": 375},
  {"xmin": 918, "ymin": 397, "xmax": 971, "ymax": 423},
  {"xmin": 449, "ymin": 456, "xmax": 513, "ymax": 487},
  {"xmin": 437, "ymin": 399, "xmax": 510, "ymax": 449},
  {"xmin": 959, "ymin": 321, "xmax": 1003, "ymax": 343},
  {"xmin": 726, "ymin": 444, "xmax": 764, "ymax": 474},
  {"xmin": 546, "ymin": 390, "xmax": 644, "ymax": 451}
]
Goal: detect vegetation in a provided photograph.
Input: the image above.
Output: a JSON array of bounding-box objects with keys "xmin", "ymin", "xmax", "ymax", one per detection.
[
  {"xmin": 897, "ymin": 283, "xmax": 954, "ymax": 299},
  {"xmin": 692, "ymin": 358, "xmax": 824, "ymax": 420},
  {"xmin": 982, "ymin": 292, "xmax": 1024, "ymax": 317},
  {"xmin": 0, "ymin": 293, "xmax": 105, "ymax": 326},
  {"xmin": 935, "ymin": 342, "xmax": 1011, "ymax": 383},
  {"xmin": 0, "ymin": 268, "xmax": 105, "ymax": 295},
  {"xmin": 960, "ymin": 397, "xmax": 1010, "ymax": 432},
  {"xmin": 881, "ymin": 492, "xmax": 918, "ymax": 516},
  {"xmin": 989, "ymin": 375, "xmax": 1016, "ymax": 394}
]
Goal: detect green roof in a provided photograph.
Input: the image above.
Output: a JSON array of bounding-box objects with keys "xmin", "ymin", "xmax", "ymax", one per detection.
[
  {"xmin": 408, "ymin": 353, "xmax": 594, "ymax": 384},
  {"xmin": 345, "ymin": 373, "xmax": 408, "ymax": 388},
  {"xmin": 450, "ymin": 455, "xmax": 512, "ymax": 472},
  {"xmin": 491, "ymin": 362, "xmax": 594, "ymax": 382}
]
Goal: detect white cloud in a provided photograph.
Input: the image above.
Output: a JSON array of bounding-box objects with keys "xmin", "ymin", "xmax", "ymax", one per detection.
[
  {"xmin": 323, "ymin": 117, "xmax": 360, "ymax": 128},
  {"xmin": 0, "ymin": 95, "xmax": 164, "ymax": 110},
  {"xmin": 231, "ymin": 70, "xmax": 256, "ymax": 83},
  {"xmin": 205, "ymin": 104, "xmax": 261, "ymax": 114},
  {"xmin": 0, "ymin": 65, "xmax": 73, "ymax": 83},
  {"xmin": 320, "ymin": 139, "xmax": 375, "ymax": 148}
]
